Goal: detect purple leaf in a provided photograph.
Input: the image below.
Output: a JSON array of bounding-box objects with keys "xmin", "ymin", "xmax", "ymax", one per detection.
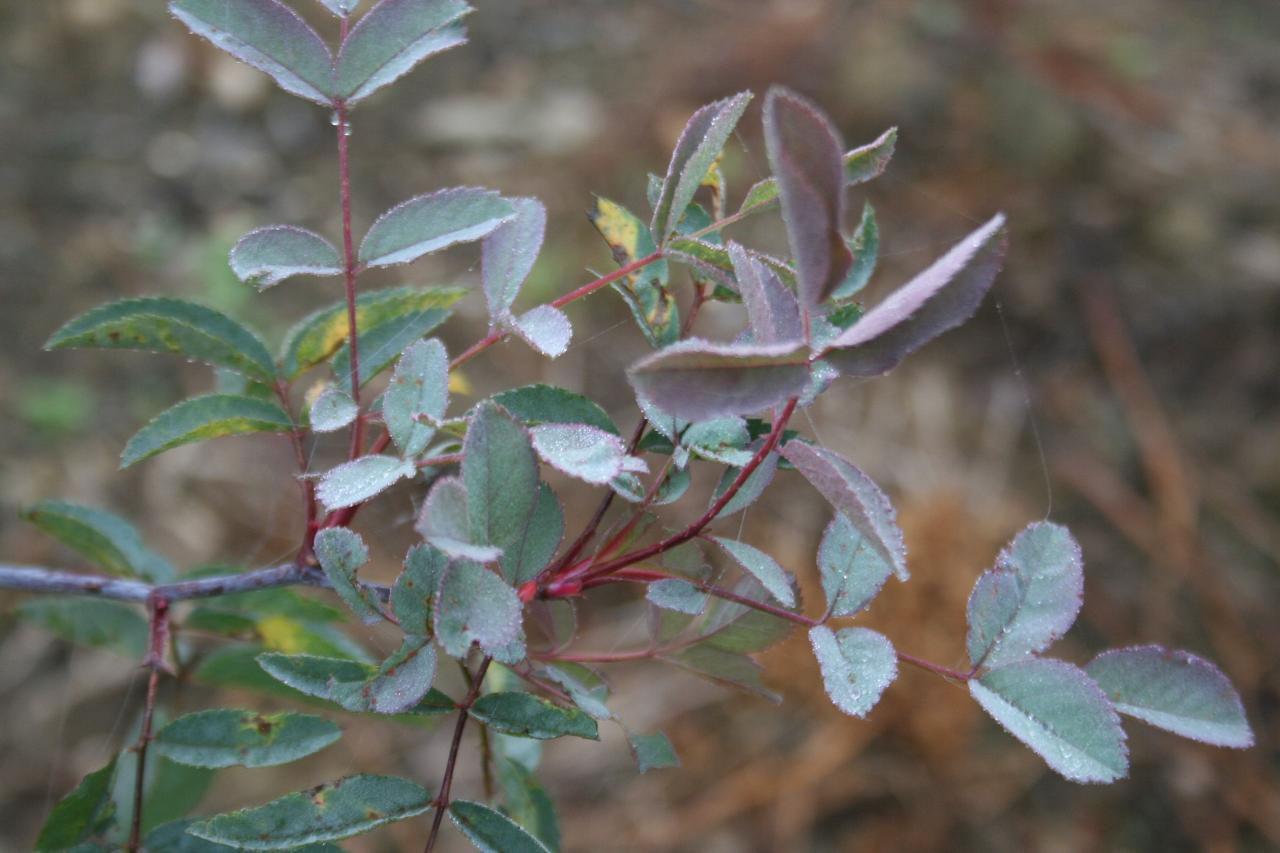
[
  {"xmin": 482, "ymin": 196, "xmax": 546, "ymax": 322},
  {"xmin": 762, "ymin": 87, "xmax": 852, "ymax": 310},
  {"xmin": 169, "ymin": 0, "xmax": 335, "ymax": 106},
  {"xmin": 821, "ymin": 214, "xmax": 1008, "ymax": 377},
  {"xmin": 651, "ymin": 92, "xmax": 753, "ymax": 240},
  {"xmin": 729, "ymin": 242, "xmax": 802, "ymax": 346},
  {"xmin": 628, "ymin": 339, "xmax": 811, "ymax": 422},
  {"xmin": 1086, "ymin": 645, "xmax": 1253, "ymax": 748},
  {"xmin": 781, "ymin": 442, "xmax": 907, "ymax": 580}
]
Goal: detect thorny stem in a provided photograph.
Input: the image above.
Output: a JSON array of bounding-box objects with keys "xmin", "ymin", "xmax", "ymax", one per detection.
[
  {"xmin": 127, "ymin": 595, "xmax": 170, "ymax": 852},
  {"xmin": 424, "ymin": 657, "xmax": 492, "ymax": 853}
]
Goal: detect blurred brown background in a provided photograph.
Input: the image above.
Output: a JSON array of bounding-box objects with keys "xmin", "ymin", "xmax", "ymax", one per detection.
[{"xmin": 2, "ymin": 0, "xmax": 1279, "ymax": 850}]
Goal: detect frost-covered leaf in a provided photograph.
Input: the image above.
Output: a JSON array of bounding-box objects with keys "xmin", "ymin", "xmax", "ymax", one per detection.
[
  {"xmin": 711, "ymin": 537, "xmax": 794, "ymax": 607},
  {"xmin": 391, "ymin": 543, "xmax": 447, "ymax": 635},
  {"xmin": 46, "ymin": 296, "xmax": 275, "ymax": 381},
  {"xmin": 169, "ymin": 0, "xmax": 334, "ymax": 105},
  {"xmin": 697, "ymin": 577, "xmax": 795, "ymax": 654},
  {"xmin": 314, "ymin": 527, "xmax": 383, "ymax": 624},
  {"xmin": 502, "ymin": 483, "xmax": 564, "ymax": 585},
  {"xmin": 531, "ymin": 423, "xmax": 644, "ymax": 485},
  {"xmin": 969, "ymin": 658, "xmax": 1128, "ymax": 783},
  {"xmin": 966, "ymin": 522, "xmax": 1083, "ymax": 670},
  {"xmin": 19, "ymin": 598, "xmax": 149, "ymax": 658},
  {"xmin": 315, "ymin": 0, "xmax": 361, "ymax": 16},
  {"xmin": 229, "ymin": 225, "xmax": 342, "ymax": 289},
  {"xmin": 434, "ymin": 560, "xmax": 524, "ymax": 659},
  {"xmin": 309, "ymin": 386, "xmax": 358, "ymax": 433},
  {"xmin": 682, "ymin": 417, "xmax": 752, "ymax": 467},
  {"xmin": 782, "ymin": 442, "xmax": 907, "ymax": 580},
  {"xmin": 281, "ymin": 285, "xmax": 464, "ymax": 379},
  {"xmin": 629, "ymin": 339, "xmax": 811, "ymax": 422},
  {"xmin": 483, "ymin": 196, "xmax": 546, "ymax": 321},
  {"xmin": 416, "ymin": 476, "xmax": 501, "ymax": 561},
  {"xmin": 1086, "ymin": 645, "xmax": 1253, "ymax": 748},
  {"xmin": 822, "ymin": 214, "xmax": 1007, "ymax": 376},
  {"xmin": 450, "ymin": 800, "xmax": 551, "ymax": 853},
  {"xmin": 629, "ymin": 732, "xmax": 680, "ymax": 773},
  {"xmin": 145, "ymin": 818, "xmax": 348, "ymax": 852},
  {"xmin": 762, "ymin": 87, "xmax": 852, "ymax": 309},
  {"xmin": 359, "ymin": 188, "xmax": 515, "ymax": 268},
  {"xmin": 662, "ymin": 644, "xmax": 779, "ymax": 702},
  {"xmin": 331, "ymin": 636, "xmax": 437, "ymax": 714},
  {"xmin": 34, "ymin": 757, "xmax": 117, "ymax": 852},
  {"xmin": 589, "ymin": 196, "xmax": 677, "ymax": 347},
  {"xmin": 831, "ymin": 203, "xmax": 878, "ymax": 301},
  {"xmin": 809, "ymin": 626, "xmax": 897, "ymax": 718},
  {"xmin": 647, "ymin": 579, "xmax": 708, "ymax": 615},
  {"xmin": 491, "ymin": 385, "xmax": 619, "ymax": 435},
  {"xmin": 24, "ymin": 500, "xmax": 173, "ymax": 581},
  {"xmin": 188, "ymin": 775, "xmax": 431, "ymax": 849},
  {"xmin": 817, "ymin": 512, "xmax": 893, "ymax": 617},
  {"xmin": 651, "ymin": 92, "xmax": 752, "ymax": 240},
  {"xmin": 495, "ymin": 758, "xmax": 560, "ymax": 852},
  {"xmin": 152, "ymin": 710, "xmax": 341, "ymax": 769},
  {"xmin": 331, "ymin": 300, "xmax": 454, "ymax": 386},
  {"xmin": 730, "ymin": 242, "xmax": 802, "ymax": 346},
  {"xmin": 739, "ymin": 126, "xmax": 897, "ymax": 216},
  {"xmin": 470, "ymin": 692, "xmax": 599, "ymax": 740},
  {"xmin": 255, "ymin": 652, "xmax": 454, "ymax": 716},
  {"xmin": 711, "ymin": 449, "xmax": 779, "ymax": 518},
  {"xmin": 122, "ymin": 394, "xmax": 292, "ymax": 467},
  {"xmin": 336, "ymin": 0, "xmax": 470, "ymax": 104},
  {"xmin": 384, "ymin": 338, "xmax": 448, "ymax": 457},
  {"xmin": 510, "ymin": 305, "xmax": 571, "ymax": 359},
  {"xmin": 464, "ymin": 401, "xmax": 538, "ymax": 559},
  {"xmin": 316, "ymin": 454, "xmax": 415, "ymax": 510}
]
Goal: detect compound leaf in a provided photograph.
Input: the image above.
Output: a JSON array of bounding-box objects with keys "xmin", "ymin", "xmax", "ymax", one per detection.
[
  {"xmin": 188, "ymin": 775, "xmax": 432, "ymax": 849},
  {"xmin": 360, "ymin": 188, "xmax": 515, "ymax": 268},
  {"xmin": 1085, "ymin": 645, "xmax": 1253, "ymax": 748},
  {"xmin": 229, "ymin": 225, "xmax": 342, "ymax": 289},
  {"xmin": 46, "ymin": 297, "xmax": 275, "ymax": 381},
  {"xmin": 122, "ymin": 394, "xmax": 292, "ymax": 467},
  {"xmin": 169, "ymin": 0, "xmax": 335, "ymax": 105},
  {"xmin": 969, "ymin": 658, "xmax": 1128, "ymax": 784}
]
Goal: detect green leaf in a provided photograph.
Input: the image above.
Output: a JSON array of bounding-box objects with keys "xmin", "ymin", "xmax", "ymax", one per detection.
[
  {"xmin": 417, "ymin": 476, "xmax": 501, "ymax": 561},
  {"xmin": 280, "ymin": 285, "xmax": 465, "ymax": 379},
  {"xmin": 316, "ymin": 454, "xmax": 416, "ymax": 511},
  {"xmin": 18, "ymin": 598, "xmax": 148, "ymax": 658},
  {"xmin": 308, "ymin": 386, "xmax": 358, "ymax": 433},
  {"xmin": 449, "ymin": 799, "xmax": 551, "ymax": 853},
  {"xmin": 34, "ymin": 757, "xmax": 117, "ymax": 852},
  {"xmin": 112, "ymin": 742, "xmax": 214, "ymax": 838},
  {"xmin": 738, "ymin": 126, "xmax": 898, "ymax": 216},
  {"xmin": 831, "ymin": 203, "xmax": 878, "ymax": 301},
  {"xmin": 710, "ymin": 537, "xmax": 795, "ymax": 607},
  {"xmin": 391, "ymin": 543, "xmax": 447, "ymax": 636},
  {"xmin": 966, "ymin": 522, "xmax": 1083, "ymax": 670},
  {"xmin": 384, "ymin": 338, "xmax": 448, "ymax": 457},
  {"xmin": 189, "ymin": 775, "xmax": 432, "ymax": 849},
  {"xmin": 46, "ymin": 296, "xmax": 275, "ymax": 380},
  {"xmin": 539, "ymin": 662, "xmax": 611, "ymax": 720},
  {"xmin": 330, "ymin": 636, "xmax": 438, "ymax": 714},
  {"xmin": 184, "ymin": 606, "xmax": 368, "ymax": 660},
  {"xmin": 809, "ymin": 625, "xmax": 897, "ymax": 718},
  {"xmin": 360, "ymin": 188, "xmax": 515, "ymax": 268},
  {"xmin": 1085, "ymin": 645, "xmax": 1253, "ymax": 748},
  {"xmin": 969, "ymin": 658, "xmax": 1128, "ymax": 784},
  {"xmin": 530, "ymin": 423, "xmax": 645, "ymax": 485},
  {"xmin": 229, "ymin": 225, "xmax": 342, "ymax": 289},
  {"xmin": 121, "ymin": 394, "xmax": 292, "ymax": 467},
  {"xmin": 255, "ymin": 652, "xmax": 455, "ymax": 716},
  {"xmin": 331, "ymin": 304, "xmax": 454, "ymax": 387},
  {"xmin": 496, "ymin": 758, "xmax": 560, "ymax": 852},
  {"xmin": 434, "ymin": 560, "xmax": 524, "ymax": 660},
  {"xmin": 501, "ymin": 483, "xmax": 564, "ymax": 586},
  {"xmin": 152, "ymin": 710, "xmax": 342, "ymax": 769},
  {"xmin": 169, "ymin": 0, "xmax": 335, "ymax": 105},
  {"xmin": 662, "ymin": 644, "xmax": 779, "ymax": 702},
  {"xmin": 336, "ymin": 0, "xmax": 470, "ymax": 104},
  {"xmin": 629, "ymin": 732, "xmax": 680, "ymax": 773},
  {"xmin": 682, "ymin": 417, "xmax": 753, "ymax": 467},
  {"xmin": 697, "ymin": 578, "xmax": 795, "ymax": 654},
  {"xmin": 629, "ymin": 339, "xmax": 811, "ymax": 422},
  {"xmin": 314, "ymin": 527, "xmax": 382, "ymax": 624},
  {"xmin": 491, "ymin": 384, "xmax": 620, "ymax": 435},
  {"xmin": 464, "ymin": 401, "xmax": 538, "ymax": 560},
  {"xmin": 470, "ymin": 692, "xmax": 598, "ymax": 740},
  {"xmin": 588, "ymin": 196, "xmax": 677, "ymax": 348},
  {"xmin": 711, "ymin": 450, "xmax": 778, "ymax": 518},
  {"xmin": 651, "ymin": 92, "xmax": 752, "ymax": 240},
  {"xmin": 23, "ymin": 500, "xmax": 173, "ymax": 580},
  {"xmin": 483, "ymin": 196, "xmax": 547, "ymax": 321},
  {"xmin": 646, "ymin": 579, "xmax": 708, "ymax": 615},
  {"xmin": 145, "ymin": 818, "xmax": 347, "ymax": 851},
  {"xmin": 817, "ymin": 511, "xmax": 894, "ymax": 617}
]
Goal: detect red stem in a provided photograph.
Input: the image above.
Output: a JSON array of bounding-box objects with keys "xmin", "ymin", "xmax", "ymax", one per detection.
[
  {"xmin": 335, "ymin": 90, "xmax": 363, "ymax": 460},
  {"xmin": 127, "ymin": 595, "xmax": 170, "ymax": 852},
  {"xmin": 424, "ymin": 656, "xmax": 492, "ymax": 853}
]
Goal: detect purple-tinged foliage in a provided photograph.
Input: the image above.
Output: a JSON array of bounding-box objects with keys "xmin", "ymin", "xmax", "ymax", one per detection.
[
  {"xmin": 651, "ymin": 92, "xmax": 752, "ymax": 241},
  {"xmin": 729, "ymin": 242, "xmax": 802, "ymax": 345},
  {"xmin": 359, "ymin": 187, "xmax": 515, "ymax": 268},
  {"xmin": 628, "ymin": 339, "xmax": 811, "ymax": 421},
  {"xmin": 336, "ymin": 0, "xmax": 471, "ymax": 104},
  {"xmin": 483, "ymin": 196, "xmax": 548, "ymax": 322}
]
